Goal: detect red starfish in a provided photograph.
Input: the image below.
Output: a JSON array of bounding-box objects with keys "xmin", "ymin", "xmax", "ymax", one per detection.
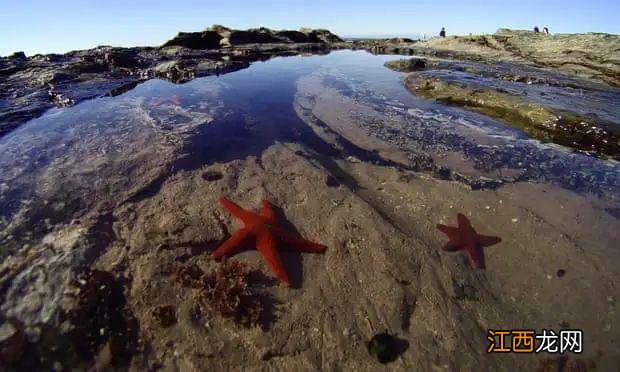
[
  {"xmin": 213, "ymin": 196, "xmax": 327, "ymax": 285},
  {"xmin": 437, "ymin": 213, "xmax": 501, "ymax": 269},
  {"xmin": 152, "ymin": 94, "xmax": 181, "ymax": 107}
]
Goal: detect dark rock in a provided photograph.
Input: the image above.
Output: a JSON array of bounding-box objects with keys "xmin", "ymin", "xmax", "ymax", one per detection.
[
  {"xmin": 8, "ymin": 51, "xmax": 27, "ymax": 60},
  {"xmin": 557, "ymin": 269, "xmax": 566, "ymax": 277},
  {"xmin": 103, "ymin": 49, "xmax": 146, "ymax": 68},
  {"xmin": 301, "ymin": 28, "xmax": 344, "ymax": 43},
  {"xmin": 202, "ymin": 170, "xmax": 224, "ymax": 181},
  {"xmin": 275, "ymin": 30, "xmax": 311, "ymax": 43},
  {"xmin": 366, "ymin": 331, "xmax": 409, "ymax": 364},
  {"xmin": 162, "ymin": 31, "xmax": 223, "ymax": 50},
  {"xmin": 325, "ymin": 176, "xmax": 340, "ymax": 187},
  {"xmin": 229, "ymin": 28, "xmax": 282, "ymax": 44},
  {"xmin": 384, "ymin": 58, "xmax": 427, "ymax": 72},
  {"xmin": 0, "ymin": 318, "xmax": 27, "ymax": 366},
  {"xmin": 152, "ymin": 305, "xmax": 177, "ymax": 327}
]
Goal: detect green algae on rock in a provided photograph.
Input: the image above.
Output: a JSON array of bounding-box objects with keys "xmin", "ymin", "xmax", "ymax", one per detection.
[
  {"xmin": 384, "ymin": 57, "xmax": 428, "ymax": 72},
  {"xmin": 404, "ymin": 74, "xmax": 620, "ymax": 159}
]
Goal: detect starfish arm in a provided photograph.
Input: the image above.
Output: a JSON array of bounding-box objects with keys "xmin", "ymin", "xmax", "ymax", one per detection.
[
  {"xmin": 476, "ymin": 234, "xmax": 501, "ymax": 247},
  {"xmin": 219, "ymin": 196, "xmax": 262, "ymax": 225},
  {"xmin": 457, "ymin": 213, "xmax": 472, "ymax": 229},
  {"xmin": 273, "ymin": 227, "xmax": 327, "ymax": 253},
  {"xmin": 256, "ymin": 231, "xmax": 291, "ymax": 285},
  {"xmin": 437, "ymin": 224, "xmax": 461, "ymax": 248},
  {"xmin": 261, "ymin": 200, "xmax": 278, "ymax": 225},
  {"xmin": 212, "ymin": 228, "xmax": 252, "ymax": 260}
]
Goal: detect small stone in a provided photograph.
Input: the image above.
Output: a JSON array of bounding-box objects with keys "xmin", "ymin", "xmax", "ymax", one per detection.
[
  {"xmin": 556, "ymin": 269, "xmax": 566, "ymax": 278},
  {"xmin": 511, "ymin": 218, "xmax": 519, "ymax": 223},
  {"xmin": 202, "ymin": 170, "xmax": 223, "ymax": 181}
]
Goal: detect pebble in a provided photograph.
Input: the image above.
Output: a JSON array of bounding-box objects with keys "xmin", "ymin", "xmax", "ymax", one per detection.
[
  {"xmin": 511, "ymin": 218, "xmax": 519, "ymax": 223},
  {"xmin": 342, "ymin": 328, "xmax": 351, "ymax": 337}
]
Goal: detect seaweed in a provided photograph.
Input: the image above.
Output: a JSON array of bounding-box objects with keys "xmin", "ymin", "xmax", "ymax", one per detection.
[{"xmin": 173, "ymin": 261, "xmax": 277, "ymax": 329}]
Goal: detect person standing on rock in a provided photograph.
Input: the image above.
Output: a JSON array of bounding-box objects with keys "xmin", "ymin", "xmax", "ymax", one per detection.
[
  {"xmin": 534, "ymin": 26, "xmax": 540, "ymax": 33},
  {"xmin": 439, "ymin": 27, "xmax": 446, "ymax": 38},
  {"xmin": 543, "ymin": 27, "xmax": 550, "ymax": 35}
]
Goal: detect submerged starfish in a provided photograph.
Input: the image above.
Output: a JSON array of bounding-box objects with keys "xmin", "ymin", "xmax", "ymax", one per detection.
[
  {"xmin": 437, "ymin": 213, "xmax": 501, "ymax": 269},
  {"xmin": 152, "ymin": 94, "xmax": 181, "ymax": 107},
  {"xmin": 213, "ymin": 196, "xmax": 327, "ymax": 285}
]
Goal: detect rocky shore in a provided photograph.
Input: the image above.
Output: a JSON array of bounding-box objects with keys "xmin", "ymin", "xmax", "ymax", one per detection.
[
  {"xmin": 350, "ymin": 29, "xmax": 620, "ymax": 86},
  {"xmin": 2, "ymin": 27, "xmax": 619, "ymax": 138},
  {"xmin": 0, "ymin": 26, "xmax": 342, "ymax": 137},
  {"xmin": 1, "ymin": 26, "xmax": 619, "ymax": 371}
]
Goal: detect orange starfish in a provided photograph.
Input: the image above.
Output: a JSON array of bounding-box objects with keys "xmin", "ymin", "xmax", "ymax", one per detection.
[
  {"xmin": 437, "ymin": 213, "xmax": 501, "ymax": 269},
  {"xmin": 152, "ymin": 94, "xmax": 181, "ymax": 107},
  {"xmin": 213, "ymin": 196, "xmax": 327, "ymax": 285}
]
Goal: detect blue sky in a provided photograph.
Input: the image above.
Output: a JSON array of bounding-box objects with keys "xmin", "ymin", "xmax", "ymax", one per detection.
[{"xmin": 1, "ymin": 0, "xmax": 618, "ymax": 56}]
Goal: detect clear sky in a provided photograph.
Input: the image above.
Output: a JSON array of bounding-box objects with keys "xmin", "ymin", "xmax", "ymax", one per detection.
[{"xmin": 1, "ymin": 0, "xmax": 618, "ymax": 56}]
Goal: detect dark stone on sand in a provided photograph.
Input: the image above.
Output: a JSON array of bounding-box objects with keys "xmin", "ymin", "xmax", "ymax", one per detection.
[
  {"xmin": 557, "ymin": 269, "xmax": 566, "ymax": 277},
  {"xmin": 325, "ymin": 176, "xmax": 340, "ymax": 187},
  {"xmin": 366, "ymin": 331, "xmax": 409, "ymax": 364},
  {"xmin": 202, "ymin": 170, "xmax": 224, "ymax": 181}
]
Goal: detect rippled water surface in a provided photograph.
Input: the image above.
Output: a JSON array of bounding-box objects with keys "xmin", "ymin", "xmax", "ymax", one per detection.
[{"xmin": 1, "ymin": 51, "xmax": 619, "ymax": 231}]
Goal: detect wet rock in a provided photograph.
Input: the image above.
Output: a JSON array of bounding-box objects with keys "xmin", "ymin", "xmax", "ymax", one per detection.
[
  {"xmin": 152, "ymin": 305, "xmax": 177, "ymax": 328},
  {"xmin": 384, "ymin": 58, "xmax": 427, "ymax": 72},
  {"xmin": 102, "ymin": 49, "xmax": 146, "ymax": 69},
  {"xmin": 0, "ymin": 319, "xmax": 27, "ymax": 365},
  {"xmin": 68, "ymin": 269, "xmax": 138, "ymax": 368},
  {"xmin": 404, "ymin": 73, "xmax": 620, "ymax": 159}
]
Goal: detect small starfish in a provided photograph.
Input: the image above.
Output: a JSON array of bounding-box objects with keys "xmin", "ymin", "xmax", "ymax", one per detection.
[
  {"xmin": 437, "ymin": 213, "xmax": 501, "ymax": 269},
  {"xmin": 152, "ymin": 94, "xmax": 181, "ymax": 107},
  {"xmin": 213, "ymin": 196, "xmax": 327, "ymax": 285}
]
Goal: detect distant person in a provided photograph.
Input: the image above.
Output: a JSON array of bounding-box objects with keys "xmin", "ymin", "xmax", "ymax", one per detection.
[
  {"xmin": 534, "ymin": 26, "xmax": 540, "ymax": 33},
  {"xmin": 439, "ymin": 27, "xmax": 446, "ymax": 38},
  {"xmin": 543, "ymin": 27, "xmax": 550, "ymax": 34}
]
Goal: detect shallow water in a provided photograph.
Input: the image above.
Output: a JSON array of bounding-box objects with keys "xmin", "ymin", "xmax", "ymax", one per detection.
[{"xmin": 1, "ymin": 50, "xmax": 619, "ymax": 236}]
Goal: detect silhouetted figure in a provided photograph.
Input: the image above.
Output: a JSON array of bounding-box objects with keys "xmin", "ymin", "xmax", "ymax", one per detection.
[
  {"xmin": 439, "ymin": 27, "xmax": 446, "ymax": 38},
  {"xmin": 534, "ymin": 26, "xmax": 540, "ymax": 33},
  {"xmin": 543, "ymin": 27, "xmax": 550, "ymax": 34}
]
